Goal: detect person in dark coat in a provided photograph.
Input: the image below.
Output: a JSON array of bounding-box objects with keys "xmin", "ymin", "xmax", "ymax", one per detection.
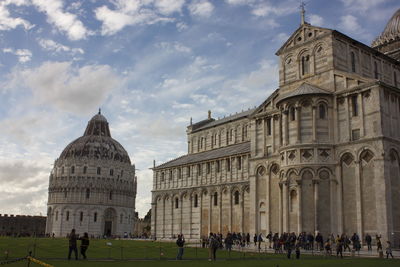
[
  {"xmin": 68, "ymin": 229, "xmax": 78, "ymax": 260},
  {"xmin": 176, "ymin": 234, "xmax": 185, "ymax": 260},
  {"xmin": 79, "ymin": 232, "xmax": 90, "ymax": 259},
  {"xmin": 365, "ymin": 233, "xmax": 372, "ymax": 251}
]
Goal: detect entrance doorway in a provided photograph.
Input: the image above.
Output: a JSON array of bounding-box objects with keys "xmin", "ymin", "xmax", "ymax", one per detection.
[
  {"xmin": 103, "ymin": 208, "xmax": 116, "ymax": 237},
  {"xmin": 104, "ymin": 221, "xmax": 112, "ymax": 236}
]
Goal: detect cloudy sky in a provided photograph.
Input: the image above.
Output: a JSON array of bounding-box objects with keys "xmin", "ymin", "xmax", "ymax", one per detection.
[{"xmin": 0, "ymin": 0, "xmax": 398, "ymax": 218}]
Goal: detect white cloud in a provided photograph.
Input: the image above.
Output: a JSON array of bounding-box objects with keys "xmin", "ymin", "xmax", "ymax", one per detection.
[
  {"xmin": 0, "ymin": 0, "xmax": 33, "ymax": 31},
  {"xmin": 154, "ymin": 0, "xmax": 185, "ymax": 15},
  {"xmin": 31, "ymin": 0, "xmax": 89, "ymax": 40},
  {"xmin": 157, "ymin": 41, "xmax": 192, "ymax": 54},
  {"xmin": 341, "ymin": 0, "xmax": 387, "ymax": 13},
  {"xmin": 95, "ymin": 0, "xmax": 174, "ymax": 36},
  {"xmin": 37, "ymin": 38, "xmax": 84, "ymax": 55},
  {"xmin": 188, "ymin": 0, "xmax": 214, "ymax": 18},
  {"xmin": 309, "ymin": 14, "xmax": 324, "ymax": 26},
  {"xmin": 338, "ymin": 14, "xmax": 363, "ymax": 35},
  {"xmin": 3, "ymin": 48, "xmax": 32, "ymax": 63},
  {"xmin": 10, "ymin": 61, "xmax": 120, "ymax": 115}
]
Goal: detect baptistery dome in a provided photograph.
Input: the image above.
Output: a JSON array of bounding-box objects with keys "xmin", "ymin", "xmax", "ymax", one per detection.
[
  {"xmin": 46, "ymin": 111, "xmax": 137, "ymax": 238},
  {"xmin": 372, "ymin": 8, "xmax": 400, "ymax": 60},
  {"xmin": 60, "ymin": 112, "xmax": 131, "ymax": 164}
]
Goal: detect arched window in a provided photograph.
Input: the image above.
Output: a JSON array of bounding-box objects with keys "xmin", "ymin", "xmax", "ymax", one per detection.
[
  {"xmin": 66, "ymin": 211, "xmax": 70, "ymax": 221},
  {"xmin": 237, "ymin": 156, "xmax": 242, "ymax": 170},
  {"xmin": 351, "ymin": 95, "xmax": 358, "ymax": 117},
  {"xmin": 71, "ymin": 166, "xmax": 75, "ymax": 174},
  {"xmin": 350, "ymin": 51, "xmax": 356, "ymax": 72},
  {"xmin": 290, "ymin": 190, "xmax": 297, "ymax": 212},
  {"xmin": 187, "ymin": 166, "xmax": 191, "ymax": 177},
  {"xmin": 161, "ymin": 172, "xmax": 165, "ymax": 182},
  {"xmin": 301, "ymin": 55, "xmax": 310, "ymax": 75},
  {"xmin": 86, "ymin": 188, "xmax": 90, "ymax": 199},
  {"xmin": 374, "ymin": 61, "xmax": 379, "ymax": 79},
  {"xmin": 230, "ymin": 129, "xmax": 233, "ymax": 141},
  {"xmin": 214, "ymin": 192, "xmax": 218, "ymax": 206},
  {"xmin": 94, "ymin": 212, "xmax": 97, "ymax": 222},
  {"xmin": 194, "ymin": 194, "xmax": 198, "ymax": 207},
  {"xmin": 226, "ymin": 158, "xmax": 231, "ymax": 171},
  {"xmin": 175, "ymin": 198, "xmax": 179, "ymax": 209},
  {"xmin": 97, "ymin": 167, "xmax": 101, "ymax": 175},
  {"xmin": 83, "ymin": 166, "xmax": 87, "ymax": 174},
  {"xmin": 234, "ymin": 191, "xmax": 240, "ymax": 205},
  {"xmin": 109, "ymin": 191, "xmax": 113, "ymax": 200},
  {"xmin": 319, "ymin": 104, "xmax": 326, "ymax": 119},
  {"xmin": 197, "ymin": 164, "xmax": 202, "ymax": 176},
  {"xmin": 290, "ymin": 107, "xmax": 296, "ymax": 121},
  {"xmin": 55, "ymin": 211, "xmax": 58, "ymax": 221},
  {"xmin": 80, "ymin": 212, "xmax": 83, "ymax": 222}
]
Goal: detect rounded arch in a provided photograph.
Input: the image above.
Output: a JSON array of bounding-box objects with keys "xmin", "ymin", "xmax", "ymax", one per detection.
[
  {"xmin": 312, "ymin": 42, "xmax": 327, "ymax": 56},
  {"xmin": 297, "ymin": 48, "xmax": 311, "ymax": 59},
  {"xmin": 286, "ymin": 168, "xmax": 299, "ymax": 178},
  {"xmin": 357, "ymin": 147, "xmax": 375, "ymax": 162},
  {"xmin": 268, "ymin": 162, "xmax": 280, "ymax": 173},
  {"xmin": 316, "ymin": 166, "xmax": 333, "ymax": 176},
  {"xmin": 299, "ymin": 167, "xmax": 315, "ymax": 178},
  {"xmin": 256, "ymin": 165, "xmax": 267, "ymax": 176},
  {"xmin": 389, "ymin": 148, "xmax": 400, "ymax": 162}
]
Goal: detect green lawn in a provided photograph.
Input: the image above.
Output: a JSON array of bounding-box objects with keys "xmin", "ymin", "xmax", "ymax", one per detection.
[{"xmin": 0, "ymin": 237, "xmax": 398, "ymax": 267}]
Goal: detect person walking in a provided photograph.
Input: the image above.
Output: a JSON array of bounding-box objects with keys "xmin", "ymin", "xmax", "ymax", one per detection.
[
  {"xmin": 376, "ymin": 235, "xmax": 383, "ymax": 252},
  {"xmin": 176, "ymin": 234, "xmax": 185, "ymax": 260},
  {"xmin": 208, "ymin": 233, "xmax": 219, "ymax": 261},
  {"xmin": 386, "ymin": 241, "xmax": 394, "ymax": 259},
  {"xmin": 257, "ymin": 233, "xmax": 263, "ymax": 250},
  {"xmin": 225, "ymin": 233, "xmax": 233, "ymax": 252},
  {"xmin": 253, "ymin": 233, "xmax": 257, "ymax": 247},
  {"xmin": 336, "ymin": 237, "xmax": 343, "ymax": 258},
  {"xmin": 68, "ymin": 229, "xmax": 78, "ymax": 260},
  {"xmin": 79, "ymin": 232, "xmax": 89, "ymax": 260},
  {"xmin": 365, "ymin": 233, "xmax": 372, "ymax": 251},
  {"xmin": 295, "ymin": 241, "xmax": 301, "ymax": 259}
]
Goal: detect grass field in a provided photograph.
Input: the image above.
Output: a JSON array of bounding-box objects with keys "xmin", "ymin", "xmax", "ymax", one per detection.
[{"xmin": 0, "ymin": 237, "xmax": 399, "ymax": 267}]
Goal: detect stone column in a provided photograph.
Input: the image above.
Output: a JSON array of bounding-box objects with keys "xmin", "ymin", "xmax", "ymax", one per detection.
[
  {"xmin": 162, "ymin": 198, "xmax": 166, "ymax": 238},
  {"xmin": 313, "ymin": 180, "xmax": 319, "ymax": 234},
  {"xmin": 335, "ymin": 164, "xmax": 343, "ymax": 234},
  {"xmin": 208, "ymin": 192, "xmax": 212, "ymax": 234},
  {"xmin": 283, "ymin": 110, "xmax": 289, "ymax": 146},
  {"xmin": 240, "ymin": 189, "xmax": 245, "ymax": 233},
  {"xmin": 329, "ymin": 178, "xmax": 337, "ymax": 234},
  {"xmin": 266, "ymin": 172, "xmax": 271, "ymax": 233},
  {"xmin": 229, "ymin": 189, "xmax": 233, "ymax": 232},
  {"xmin": 189, "ymin": 195, "xmax": 192, "ymax": 238},
  {"xmin": 283, "ymin": 181, "xmax": 289, "ymax": 232},
  {"xmin": 180, "ymin": 196, "xmax": 183, "ymax": 234},
  {"xmin": 279, "ymin": 182, "xmax": 283, "ymax": 234},
  {"xmin": 272, "ymin": 116, "xmax": 276, "ymax": 152},
  {"xmin": 297, "ymin": 182, "xmax": 302, "ymax": 233},
  {"xmin": 296, "ymin": 105, "xmax": 301, "ymax": 143},
  {"xmin": 278, "ymin": 113, "xmax": 283, "ymax": 146},
  {"xmin": 171, "ymin": 197, "xmax": 174, "ymax": 237},
  {"xmin": 219, "ymin": 188, "xmax": 222, "ymax": 233},
  {"xmin": 199, "ymin": 192, "xmax": 203, "ymax": 237},
  {"xmin": 151, "ymin": 199, "xmax": 157, "ymax": 238},
  {"xmin": 312, "ymin": 105, "xmax": 317, "ymax": 142},
  {"xmin": 355, "ymin": 160, "xmax": 363, "ymax": 237}
]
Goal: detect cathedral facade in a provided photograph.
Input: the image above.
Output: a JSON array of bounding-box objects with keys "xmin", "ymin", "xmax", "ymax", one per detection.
[
  {"xmin": 46, "ymin": 112, "xmax": 137, "ymax": 237},
  {"xmin": 151, "ymin": 10, "xmax": 400, "ymax": 246}
]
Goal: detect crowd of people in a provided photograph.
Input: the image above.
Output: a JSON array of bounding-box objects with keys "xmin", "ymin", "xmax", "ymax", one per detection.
[{"xmin": 192, "ymin": 231, "xmax": 396, "ymax": 261}]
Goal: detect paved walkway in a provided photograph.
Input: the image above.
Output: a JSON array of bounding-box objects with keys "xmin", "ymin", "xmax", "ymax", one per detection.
[{"xmin": 229, "ymin": 243, "xmax": 400, "ymax": 258}]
